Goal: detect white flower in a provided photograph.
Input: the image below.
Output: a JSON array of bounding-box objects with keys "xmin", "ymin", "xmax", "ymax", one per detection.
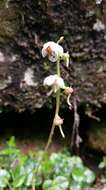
[
  {"xmin": 43, "ymin": 74, "xmax": 65, "ymax": 92},
  {"xmin": 42, "ymin": 41, "xmax": 63, "ymax": 62}
]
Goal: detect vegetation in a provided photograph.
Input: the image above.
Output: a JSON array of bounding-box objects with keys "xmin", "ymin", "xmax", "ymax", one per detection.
[
  {"xmin": 99, "ymin": 156, "xmax": 106, "ymax": 185},
  {"xmin": 0, "ymin": 137, "xmax": 96, "ymax": 190}
]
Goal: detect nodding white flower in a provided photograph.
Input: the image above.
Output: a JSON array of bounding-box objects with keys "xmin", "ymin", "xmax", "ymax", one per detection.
[
  {"xmin": 42, "ymin": 41, "xmax": 63, "ymax": 62},
  {"xmin": 43, "ymin": 74, "xmax": 65, "ymax": 92}
]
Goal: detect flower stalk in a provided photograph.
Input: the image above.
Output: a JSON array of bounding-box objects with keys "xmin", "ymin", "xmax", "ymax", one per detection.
[
  {"xmin": 42, "ymin": 38, "xmax": 73, "ymax": 151},
  {"xmin": 45, "ymin": 58, "xmax": 65, "ymax": 151}
]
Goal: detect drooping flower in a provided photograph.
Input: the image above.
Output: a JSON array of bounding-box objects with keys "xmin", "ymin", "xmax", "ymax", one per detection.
[
  {"xmin": 42, "ymin": 41, "xmax": 64, "ymax": 62},
  {"xmin": 43, "ymin": 74, "xmax": 65, "ymax": 92}
]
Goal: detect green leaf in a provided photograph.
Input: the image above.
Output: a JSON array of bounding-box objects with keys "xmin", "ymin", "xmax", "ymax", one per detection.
[
  {"xmin": 69, "ymin": 156, "xmax": 83, "ymax": 168},
  {"xmin": 72, "ymin": 167, "xmax": 95, "ymax": 185},
  {"xmin": 84, "ymin": 168, "xmax": 95, "ymax": 184},
  {"xmin": 24, "ymin": 159, "xmax": 36, "ymax": 174},
  {"xmin": 0, "ymin": 169, "xmax": 10, "ymax": 188},
  {"xmin": 52, "ymin": 176, "xmax": 69, "ymax": 189},
  {"xmin": 0, "ymin": 148, "xmax": 20, "ymax": 156},
  {"xmin": 35, "ymin": 175, "xmax": 42, "ymax": 186},
  {"xmin": 99, "ymin": 157, "xmax": 106, "ymax": 168},
  {"xmin": 26, "ymin": 173, "xmax": 33, "ymax": 186},
  {"xmin": 11, "ymin": 165, "xmax": 26, "ymax": 187},
  {"xmin": 13, "ymin": 175, "xmax": 26, "ymax": 188},
  {"xmin": 43, "ymin": 179, "xmax": 52, "ymax": 190},
  {"xmin": 7, "ymin": 136, "xmax": 16, "ymax": 148},
  {"xmin": 43, "ymin": 176, "xmax": 69, "ymax": 190},
  {"xmin": 72, "ymin": 167, "xmax": 85, "ymax": 183},
  {"xmin": 41, "ymin": 159, "xmax": 53, "ymax": 176},
  {"xmin": 99, "ymin": 162, "xmax": 105, "ymax": 169},
  {"xmin": 69, "ymin": 183, "xmax": 82, "ymax": 190}
]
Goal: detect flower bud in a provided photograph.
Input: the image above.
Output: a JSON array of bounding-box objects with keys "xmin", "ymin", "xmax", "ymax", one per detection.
[
  {"xmin": 64, "ymin": 87, "xmax": 73, "ymax": 95},
  {"xmin": 54, "ymin": 115, "xmax": 63, "ymax": 126}
]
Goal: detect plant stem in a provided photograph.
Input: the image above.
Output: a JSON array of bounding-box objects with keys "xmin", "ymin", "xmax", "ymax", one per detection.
[
  {"xmin": 7, "ymin": 182, "xmax": 12, "ymax": 190},
  {"xmin": 45, "ymin": 59, "xmax": 60, "ymax": 151},
  {"xmin": 57, "ymin": 58, "xmax": 60, "ymax": 77},
  {"xmin": 32, "ymin": 178, "xmax": 35, "ymax": 190}
]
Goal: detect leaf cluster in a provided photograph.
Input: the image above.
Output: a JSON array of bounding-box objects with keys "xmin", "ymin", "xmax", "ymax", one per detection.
[{"xmin": 0, "ymin": 137, "xmax": 95, "ymax": 190}]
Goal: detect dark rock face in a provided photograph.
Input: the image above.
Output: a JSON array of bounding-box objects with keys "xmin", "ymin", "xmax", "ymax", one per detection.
[{"xmin": 0, "ymin": 0, "xmax": 106, "ymax": 112}]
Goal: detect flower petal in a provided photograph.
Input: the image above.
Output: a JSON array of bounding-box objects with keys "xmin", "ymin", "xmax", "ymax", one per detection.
[
  {"xmin": 43, "ymin": 75, "xmax": 56, "ymax": 86},
  {"xmin": 42, "ymin": 48, "xmax": 47, "ymax": 58},
  {"xmin": 42, "ymin": 41, "xmax": 64, "ymax": 62},
  {"xmin": 43, "ymin": 75, "xmax": 65, "ymax": 92}
]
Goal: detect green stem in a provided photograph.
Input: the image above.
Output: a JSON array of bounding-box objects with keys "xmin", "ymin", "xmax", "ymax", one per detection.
[
  {"xmin": 32, "ymin": 176, "xmax": 35, "ymax": 190},
  {"xmin": 7, "ymin": 182, "xmax": 12, "ymax": 190},
  {"xmin": 45, "ymin": 59, "xmax": 61, "ymax": 151},
  {"xmin": 55, "ymin": 58, "xmax": 60, "ymax": 115},
  {"xmin": 34, "ymin": 60, "xmax": 61, "ymax": 186},
  {"xmin": 57, "ymin": 58, "xmax": 60, "ymax": 77}
]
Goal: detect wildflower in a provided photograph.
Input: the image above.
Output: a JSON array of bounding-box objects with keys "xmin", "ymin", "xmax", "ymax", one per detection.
[
  {"xmin": 42, "ymin": 41, "xmax": 63, "ymax": 62},
  {"xmin": 43, "ymin": 74, "xmax": 65, "ymax": 92}
]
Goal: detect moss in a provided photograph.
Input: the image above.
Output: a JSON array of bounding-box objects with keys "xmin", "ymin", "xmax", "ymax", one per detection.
[{"xmin": 0, "ymin": 0, "xmax": 20, "ymax": 41}]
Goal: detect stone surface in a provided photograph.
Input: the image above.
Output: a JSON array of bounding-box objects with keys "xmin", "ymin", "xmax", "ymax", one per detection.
[{"xmin": 0, "ymin": 0, "xmax": 106, "ymax": 111}]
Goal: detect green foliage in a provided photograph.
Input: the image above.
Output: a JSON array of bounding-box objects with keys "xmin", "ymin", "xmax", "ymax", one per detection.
[
  {"xmin": 0, "ymin": 137, "xmax": 96, "ymax": 189},
  {"xmin": 99, "ymin": 156, "xmax": 106, "ymax": 169},
  {"xmin": 99, "ymin": 156, "xmax": 106, "ymax": 184}
]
